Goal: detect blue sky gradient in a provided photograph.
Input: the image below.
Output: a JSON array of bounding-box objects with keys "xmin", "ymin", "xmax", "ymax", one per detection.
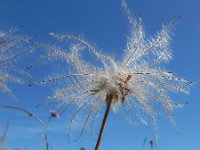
[{"xmin": 0, "ymin": 0, "xmax": 200, "ymax": 150}]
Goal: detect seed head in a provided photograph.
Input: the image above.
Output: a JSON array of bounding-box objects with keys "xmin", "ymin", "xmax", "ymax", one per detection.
[
  {"xmin": 34, "ymin": 0, "xmax": 191, "ymax": 142},
  {"xmin": 0, "ymin": 28, "xmax": 33, "ymax": 95}
]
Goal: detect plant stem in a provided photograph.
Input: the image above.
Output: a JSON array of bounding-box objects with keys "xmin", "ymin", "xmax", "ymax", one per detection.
[{"xmin": 95, "ymin": 95, "xmax": 113, "ymax": 150}]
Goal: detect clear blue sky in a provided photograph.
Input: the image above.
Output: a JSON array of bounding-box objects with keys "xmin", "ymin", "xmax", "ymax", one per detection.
[{"xmin": 0, "ymin": 0, "xmax": 200, "ymax": 150}]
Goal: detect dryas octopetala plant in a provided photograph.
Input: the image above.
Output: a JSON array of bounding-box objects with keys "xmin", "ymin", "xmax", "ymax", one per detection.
[
  {"xmin": 30, "ymin": 0, "xmax": 191, "ymax": 149},
  {"xmin": 0, "ymin": 28, "xmax": 32, "ymax": 96}
]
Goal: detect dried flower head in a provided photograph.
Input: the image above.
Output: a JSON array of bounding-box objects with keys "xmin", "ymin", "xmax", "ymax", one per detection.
[
  {"xmin": 31, "ymin": 0, "xmax": 191, "ymax": 149},
  {"xmin": 0, "ymin": 28, "xmax": 33, "ymax": 96},
  {"xmin": 49, "ymin": 109, "xmax": 60, "ymax": 119}
]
